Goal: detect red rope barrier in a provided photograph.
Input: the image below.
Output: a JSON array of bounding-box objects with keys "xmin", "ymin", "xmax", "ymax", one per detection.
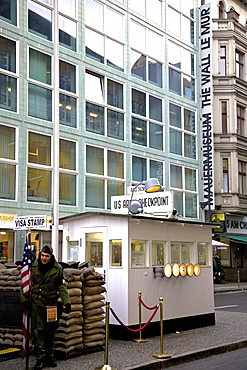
[
  {"xmin": 139, "ymin": 296, "xmax": 158, "ymax": 310},
  {"xmin": 110, "ymin": 304, "xmax": 159, "ymax": 333}
]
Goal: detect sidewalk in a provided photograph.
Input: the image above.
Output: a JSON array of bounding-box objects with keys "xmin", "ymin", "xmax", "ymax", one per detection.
[{"xmin": 1, "ymin": 282, "xmax": 247, "ymax": 370}]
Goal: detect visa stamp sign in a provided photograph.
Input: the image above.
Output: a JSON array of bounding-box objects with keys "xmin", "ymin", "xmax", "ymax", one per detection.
[
  {"xmin": 111, "ymin": 191, "xmax": 173, "ymax": 215},
  {"xmin": 14, "ymin": 215, "xmax": 48, "ymax": 230}
]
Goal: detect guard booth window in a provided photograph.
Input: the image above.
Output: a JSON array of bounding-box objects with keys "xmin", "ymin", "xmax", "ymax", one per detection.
[
  {"xmin": 152, "ymin": 240, "xmax": 166, "ymax": 266},
  {"xmin": 110, "ymin": 240, "xmax": 122, "ymax": 267},
  {"xmin": 86, "ymin": 232, "xmax": 103, "ymax": 267}
]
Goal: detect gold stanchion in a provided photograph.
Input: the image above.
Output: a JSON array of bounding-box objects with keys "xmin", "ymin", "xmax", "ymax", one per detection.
[
  {"xmin": 153, "ymin": 297, "xmax": 171, "ymax": 359},
  {"xmin": 95, "ymin": 302, "xmax": 117, "ymax": 370},
  {"xmin": 132, "ymin": 291, "xmax": 148, "ymax": 343}
]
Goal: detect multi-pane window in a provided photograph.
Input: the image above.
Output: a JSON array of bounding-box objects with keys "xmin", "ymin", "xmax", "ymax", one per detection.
[
  {"xmin": 235, "ymin": 50, "xmax": 244, "ymax": 79},
  {"xmin": 0, "ymin": 36, "xmax": 17, "ymax": 112},
  {"xmin": 59, "ymin": 61, "xmax": 77, "ymax": 127},
  {"xmin": 170, "ymin": 164, "xmax": 197, "ymax": 218},
  {"xmin": 130, "ymin": 0, "xmax": 162, "ymax": 26},
  {"xmin": 221, "ymin": 101, "xmax": 227, "ymax": 133},
  {"xmin": 131, "ymin": 240, "xmax": 147, "ymax": 267},
  {"xmin": 132, "ymin": 89, "xmax": 163, "ymax": 149},
  {"xmin": 85, "ymin": 71, "xmax": 124, "ymax": 140},
  {"xmin": 237, "ymin": 105, "xmax": 245, "ymax": 136},
  {"xmin": 27, "ymin": 132, "xmax": 51, "ymax": 203},
  {"xmin": 168, "ymin": 41, "xmax": 195, "ymax": 101},
  {"xmin": 0, "ymin": 0, "xmax": 17, "ymax": 25},
  {"xmin": 85, "ymin": 145, "xmax": 125, "ymax": 209},
  {"xmin": 167, "ymin": 0, "xmax": 195, "ymax": 44},
  {"xmin": 222, "ymin": 158, "xmax": 229, "ymax": 193},
  {"xmin": 171, "ymin": 243, "xmax": 190, "ymax": 264},
  {"xmin": 85, "ymin": 0, "xmax": 124, "ymax": 71},
  {"xmin": 0, "ymin": 124, "xmax": 16, "ymax": 200},
  {"xmin": 198, "ymin": 243, "xmax": 209, "ymax": 265},
  {"xmin": 59, "ymin": 139, "xmax": 77, "ymax": 205},
  {"xmin": 238, "ymin": 161, "xmax": 246, "ymax": 195},
  {"xmin": 28, "ymin": 0, "xmax": 52, "ymax": 41},
  {"xmin": 130, "ymin": 21, "xmax": 163, "ymax": 87},
  {"xmin": 132, "ymin": 156, "xmax": 164, "ymax": 186},
  {"xmin": 58, "ymin": 0, "xmax": 77, "ymax": 51},
  {"xmin": 218, "ymin": 45, "xmax": 226, "ymax": 75},
  {"xmin": 28, "ymin": 48, "xmax": 52, "ymax": 121},
  {"xmin": 152, "ymin": 241, "xmax": 166, "ymax": 266},
  {"xmin": 169, "ymin": 102, "xmax": 196, "ymax": 158}
]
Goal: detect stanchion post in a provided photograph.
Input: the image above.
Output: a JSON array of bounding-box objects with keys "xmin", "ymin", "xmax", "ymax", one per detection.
[
  {"xmin": 133, "ymin": 291, "xmax": 148, "ymax": 343},
  {"xmin": 95, "ymin": 301, "xmax": 117, "ymax": 370},
  {"xmin": 153, "ymin": 297, "xmax": 171, "ymax": 359}
]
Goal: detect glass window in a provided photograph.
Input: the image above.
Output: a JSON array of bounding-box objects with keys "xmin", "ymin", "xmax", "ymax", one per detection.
[
  {"xmin": 28, "ymin": 0, "xmax": 52, "ymax": 41},
  {"xmin": 28, "ymin": 83, "xmax": 52, "ymax": 121},
  {"xmin": 184, "ymin": 109, "xmax": 195, "ymax": 132},
  {"xmin": 219, "ymin": 45, "xmax": 226, "ymax": 75},
  {"xmin": 170, "ymin": 128, "xmax": 182, "ymax": 155},
  {"xmin": 110, "ymin": 240, "xmax": 122, "ymax": 267},
  {"xmin": 150, "ymin": 122, "xmax": 163, "ymax": 150},
  {"xmin": 184, "ymin": 134, "xmax": 196, "ymax": 159},
  {"xmin": 59, "ymin": 139, "xmax": 76, "ymax": 171},
  {"xmin": 107, "ymin": 80, "xmax": 123, "ymax": 109},
  {"xmin": 59, "ymin": 94, "xmax": 77, "ymax": 128},
  {"xmin": 107, "ymin": 110, "xmax": 124, "ymax": 140},
  {"xmin": 0, "ymin": 74, "xmax": 17, "ymax": 112},
  {"xmin": 106, "ymin": 38, "xmax": 124, "ymax": 72},
  {"xmin": 85, "ymin": 0, "xmax": 103, "ymax": 32},
  {"xmin": 85, "ymin": 177, "xmax": 104, "ymax": 208},
  {"xmin": 59, "ymin": 172, "xmax": 76, "ymax": 206},
  {"xmin": 181, "ymin": 244, "xmax": 190, "ymax": 263},
  {"xmin": 149, "ymin": 96, "xmax": 162, "ymax": 122},
  {"xmin": 86, "ymin": 102, "xmax": 104, "ymax": 135},
  {"xmin": 131, "ymin": 240, "xmax": 147, "ymax": 267},
  {"xmin": 167, "ymin": 5, "xmax": 194, "ymax": 44},
  {"xmin": 132, "ymin": 117, "xmax": 147, "ymax": 146},
  {"xmin": 132, "ymin": 156, "xmax": 146, "ymax": 182},
  {"xmin": 170, "ymin": 103, "xmax": 181, "ymax": 128},
  {"xmin": 169, "ymin": 68, "xmax": 181, "ymax": 96},
  {"xmin": 29, "ymin": 49, "xmax": 51, "ymax": 85},
  {"xmin": 105, "ymin": 7, "xmax": 124, "ymax": 41},
  {"xmin": 222, "ymin": 158, "xmax": 229, "ymax": 193},
  {"xmin": 185, "ymin": 193, "xmax": 197, "ymax": 218},
  {"xmin": 221, "ymin": 101, "xmax": 227, "ymax": 133},
  {"xmin": 152, "ymin": 241, "xmax": 165, "ymax": 266},
  {"xmin": 131, "ymin": 51, "xmax": 146, "ymax": 81},
  {"xmin": 171, "ymin": 243, "xmax": 190, "ymax": 264},
  {"xmin": 198, "ymin": 243, "xmax": 208, "ymax": 266},
  {"xmin": 59, "ymin": 0, "xmax": 76, "ymax": 18},
  {"xmin": 170, "ymin": 165, "xmax": 182, "ymax": 189},
  {"xmin": 0, "ymin": 125, "xmax": 15, "ymax": 160},
  {"xmin": 86, "ymin": 146, "xmax": 104, "ymax": 175},
  {"xmin": 171, "ymin": 243, "xmax": 180, "ymax": 264},
  {"xmin": 59, "ymin": 61, "xmax": 76, "ymax": 93},
  {"xmin": 0, "ymin": 231, "xmax": 15, "ymax": 263},
  {"xmin": 28, "ymin": 132, "xmax": 51, "ymax": 166},
  {"xmin": 107, "ymin": 180, "xmax": 124, "ymax": 209},
  {"xmin": 86, "ymin": 232, "xmax": 103, "ymax": 267},
  {"xmin": 150, "ymin": 160, "xmax": 163, "ymax": 186},
  {"xmin": 236, "ymin": 50, "xmax": 244, "ymax": 79},
  {"xmin": 185, "ymin": 168, "xmax": 196, "ymax": 191},
  {"xmin": 0, "ymin": 36, "xmax": 16, "ymax": 73},
  {"xmin": 0, "ymin": 0, "xmax": 17, "ymax": 25},
  {"xmin": 85, "ymin": 28, "xmax": 104, "ymax": 64},
  {"xmin": 85, "ymin": 71, "xmax": 104, "ymax": 104},
  {"xmin": 132, "ymin": 89, "xmax": 146, "ymax": 116},
  {"xmin": 27, "ymin": 167, "xmax": 51, "ymax": 203},
  {"xmin": 0, "ymin": 163, "xmax": 16, "ymax": 200},
  {"xmin": 59, "ymin": 15, "xmax": 77, "ymax": 51},
  {"xmin": 107, "ymin": 151, "xmax": 124, "ymax": 179}
]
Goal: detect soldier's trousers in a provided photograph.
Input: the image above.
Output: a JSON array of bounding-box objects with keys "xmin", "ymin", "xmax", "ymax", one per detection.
[{"xmin": 33, "ymin": 328, "xmax": 56, "ymax": 360}]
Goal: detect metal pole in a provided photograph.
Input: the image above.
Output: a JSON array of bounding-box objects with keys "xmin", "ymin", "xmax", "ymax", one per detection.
[
  {"xmin": 237, "ymin": 269, "xmax": 240, "ymax": 288},
  {"xmin": 153, "ymin": 297, "xmax": 171, "ymax": 359},
  {"xmin": 25, "ymin": 230, "xmax": 32, "ymax": 370},
  {"xmin": 133, "ymin": 291, "xmax": 148, "ymax": 343}
]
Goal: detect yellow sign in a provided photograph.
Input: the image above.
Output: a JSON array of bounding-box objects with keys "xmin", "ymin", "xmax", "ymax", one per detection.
[{"xmin": 0, "ymin": 213, "xmax": 16, "ymax": 223}]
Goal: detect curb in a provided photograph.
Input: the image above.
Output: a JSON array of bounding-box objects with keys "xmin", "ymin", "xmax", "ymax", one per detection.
[{"xmin": 124, "ymin": 339, "xmax": 247, "ymax": 370}]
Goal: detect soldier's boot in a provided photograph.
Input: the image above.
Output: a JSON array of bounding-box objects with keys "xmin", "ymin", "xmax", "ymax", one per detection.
[{"xmin": 34, "ymin": 359, "xmax": 43, "ymax": 369}]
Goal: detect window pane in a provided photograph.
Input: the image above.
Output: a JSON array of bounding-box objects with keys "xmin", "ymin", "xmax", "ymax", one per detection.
[
  {"xmin": 131, "ymin": 240, "xmax": 146, "ymax": 267},
  {"xmin": 150, "ymin": 122, "xmax": 163, "ymax": 150},
  {"xmin": 173, "ymin": 190, "xmax": 183, "ymax": 215},
  {"xmin": 28, "ymin": 83, "xmax": 52, "ymax": 121},
  {"xmin": 169, "ymin": 103, "xmax": 181, "ymax": 128},
  {"xmin": 184, "ymin": 134, "xmax": 196, "ymax": 159},
  {"xmin": 110, "ymin": 240, "xmax": 122, "ymax": 267},
  {"xmin": 107, "ymin": 181, "xmax": 124, "ymax": 209},
  {"xmin": 85, "ymin": 72, "xmax": 104, "ymax": 104},
  {"xmin": 107, "ymin": 110, "xmax": 124, "ymax": 140},
  {"xmin": 0, "ymin": 36, "xmax": 16, "ymax": 73},
  {"xmin": 0, "ymin": 0, "xmax": 17, "ymax": 25},
  {"xmin": 105, "ymin": 7, "xmax": 124, "ymax": 41},
  {"xmin": 86, "ymin": 232, "xmax": 103, "ymax": 267},
  {"xmin": 59, "ymin": 61, "xmax": 76, "ymax": 93},
  {"xmin": 170, "ymin": 165, "xmax": 182, "ymax": 188},
  {"xmin": 149, "ymin": 96, "xmax": 162, "ymax": 122},
  {"xmin": 185, "ymin": 168, "xmax": 196, "ymax": 191},
  {"xmin": 0, "ymin": 74, "xmax": 17, "ymax": 112},
  {"xmin": 169, "ymin": 68, "xmax": 181, "ymax": 95},
  {"xmin": 27, "ymin": 167, "xmax": 51, "ymax": 203},
  {"xmin": 131, "ymin": 51, "xmax": 146, "ymax": 81},
  {"xmin": 131, "ymin": 21, "xmax": 145, "ymax": 51},
  {"xmin": 181, "ymin": 0, "xmax": 194, "ymax": 18},
  {"xmin": 107, "ymin": 80, "xmax": 123, "ymax": 109},
  {"xmin": 132, "ymin": 117, "xmax": 147, "ymax": 146},
  {"xmin": 29, "ymin": 48, "xmax": 51, "ymax": 85},
  {"xmin": 185, "ymin": 193, "xmax": 197, "ymax": 218},
  {"xmin": 170, "ymin": 128, "xmax": 182, "ymax": 155},
  {"xmin": 59, "ymin": 0, "xmax": 76, "ymax": 18},
  {"xmin": 152, "ymin": 241, "xmax": 165, "ymax": 266},
  {"xmin": 168, "ymin": 42, "xmax": 181, "ymax": 68},
  {"xmin": 198, "ymin": 243, "xmax": 208, "ymax": 266},
  {"xmin": 106, "ymin": 38, "xmax": 124, "ymax": 72},
  {"xmin": 171, "ymin": 243, "xmax": 180, "ymax": 264},
  {"xmin": 85, "ymin": 0, "xmax": 103, "ymax": 32},
  {"xmin": 86, "ymin": 146, "xmax": 104, "ymax": 175},
  {"xmin": 183, "ymin": 76, "xmax": 195, "ymax": 101},
  {"xmin": 107, "ymin": 151, "xmax": 124, "ymax": 178},
  {"xmin": 181, "ymin": 16, "xmax": 194, "ymax": 44},
  {"xmin": 182, "ymin": 50, "xmax": 194, "ymax": 76},
  {"xmin": 28, "ymin": 132, "xmax": 51, "ymax": 166},
  {"xmin": 130, "ymin": 0, "xmax": 145, "ymax": 16},
  {"xmin": 167, "ymin": 8, "xmax": 180, "ymax": 37},
  {"xmin": 132, "ymin": 156, "xmax": 146, "ymax": 182},
  {"xmin": 59, "ymin": 173, "xmax": 76, "ymax": 206},
  {"xmin": 28, "ymin": 0, "xmax": 52, "ymax": 41},
  {"xmin": 85, "ymin": 177, "xmax": 104, "ymax": 208},
  {"xmin": 184, "ymin": 109, "xmax": 195, "ymax": 132},
  {"xmin": 59, "ymin": 139, "xmax": 76, "ymax": 170},
  {"xmin": 59, "ymin": 15, "xmax": 77, "ymax": 51},
  {"xmin": 132, "ymin": 89, "xmax": 146, "ymax": 116},
  {"xmin": 0, "ymin": 163, "xmax": 15, "ymax": 200},
  {"xmin": 0, "ymin": 125, "xmax": 15, "ymax": 160},
  {"xmin": 148, "ymin": 60, "xmax": 162, "ymax": 88},
  {"xmin": 150, "ymin": 160, "xmax": 163, "ymax": 186},
  {"xmin": 146, "ymin": 0, "xmax": 162, "ymax": 25},
  {"xmin": 59, "ymin": 94, "xmax": 77, "ymax": 128},
  {"xmin": 181, "ymin": 244, "xmax": 190, "ymax": 263},
  {"xmin": 86, "ymin": 102, "xmax": 104, "ymax": 135},
  {"xmin": 85, "ymin": 28, "xmax": 104, "ymax": 64}
]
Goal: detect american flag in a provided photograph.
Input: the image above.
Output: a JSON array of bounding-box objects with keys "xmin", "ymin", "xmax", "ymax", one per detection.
[{"xmin": 21, "ymin": 235, "xmax": 32, "ymax": 359}]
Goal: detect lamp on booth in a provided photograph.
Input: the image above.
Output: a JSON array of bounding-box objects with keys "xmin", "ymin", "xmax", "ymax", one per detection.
[{"xmin": 128, "ymin": 178, "xmax": 162, "ymax": 214}]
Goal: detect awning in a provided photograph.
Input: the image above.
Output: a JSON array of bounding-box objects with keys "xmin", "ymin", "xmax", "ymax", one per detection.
[
  {"xmin": 212, "ymin": 240, "xmax": 228, "ymax": 247},
  {"xmin": 219, "ymin": 234, "xmax": 247, "ymax": 243}
]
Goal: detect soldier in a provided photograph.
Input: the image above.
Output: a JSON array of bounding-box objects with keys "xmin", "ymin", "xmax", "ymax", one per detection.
[{"xmin": 21, "ymin": 245, "xmax": 71, "ymax": 369}]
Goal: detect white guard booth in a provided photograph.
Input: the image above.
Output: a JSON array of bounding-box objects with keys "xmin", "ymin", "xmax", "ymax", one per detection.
[{"xmin": 60, "ymin": 212, "xmax": 215, "ymax": 338}]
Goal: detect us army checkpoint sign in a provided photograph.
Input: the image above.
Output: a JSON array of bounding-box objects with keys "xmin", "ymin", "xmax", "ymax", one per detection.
[{"xmin": 111, "ymin": 191, "xmax": 173, "ymax": 215}]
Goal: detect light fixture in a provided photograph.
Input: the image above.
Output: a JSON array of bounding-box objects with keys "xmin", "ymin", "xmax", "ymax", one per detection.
[{"xmin": 128, "ymin": 178, "xmax": 162, "ymax": 214}]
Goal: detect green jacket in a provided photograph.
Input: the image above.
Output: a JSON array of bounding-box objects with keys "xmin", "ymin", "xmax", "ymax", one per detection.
[{"xmin": 21, "ymin": 256, "xmax": 70, "ymax": 330}]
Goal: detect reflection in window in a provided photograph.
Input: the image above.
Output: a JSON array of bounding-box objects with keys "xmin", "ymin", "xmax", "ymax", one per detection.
[
  {"xmin": 150, "ymin": 123, "xmax": 163, "ymax": 150},
  {"xmin": 28, "ymin": 132, "xmax": 51, "ymax": 166},
  {"xmin": 59, "ymin": 61, "xmax": 76, "ymax": 93},
  {"xmin": 106, "ymin": 38, "xmax": 124, "ymax": 71},
  {"xmin": 85, "ymin": 28, "xmax": 104, "ymax": 64},
  {"xmin": 107, "ymin": 181, "xmax": 124, "ymax": 209},
  {"xmin": 132, "ymin": 156, "xmax": 146, "ymax": 182},
  {"xmin": 0, "ymin": 0, "xmax": 17, "ymax": 25},
  {"xmin": 29, "ymin": 48, "xmax": 51, "ymax": 85},
  {"xmin": 86, "ymin": 177, "xmax": 104, "ymax": 208},
  {"xmin": 107, "ymin": 151, "xmax": 124, "ymax": 179},
  {"xmin": 59, "ymin": 0, "xmax": 76, "ymax": 18},
  {"xmin": 150, "ymin": 160, "xmax": 163, "ymax": 186},
  {"xmin": 59, "ymin": 15, "xmax": 77, "ymax": 51},
  {"xmin": 131, "ymin": 52, "xmax": 146, "ymax": 81},
  {"xmin": 107, "ymin": 110, "xmax": 124, "ymax": 140},
  {"xmin": 0, "ymin": 163, "xmax": 16, "ymax": 200},
  {"xmin": 0, "ymin": 74, "xmax": 17, "ymax": 112},
  {"xmin": 131, "ymin": 240, "xmax": 146, "ymax": 267},
  {"xmin": 86, "ymin": 232, "xmax": 103, "ymax": 267},
  {"xmin": 132, "ymin": 117, "xmax": 147, "ymax": 146},
  {"xmin": 198, "ymin": 243, "xmax": 208, "ymax": 265},
  {"xmin": 27, "ymin": 167, "xmax": 51, "ymax": 203},
  {"xmin": 28, "ymin": 84, "xmax": 52, "ymax": 121},
  {"xmin": 0, "ymin": 36, "xmax": 16, "ymax": 73},
  {"xmin": 28, "ymin": 0, "xmax": 52, "ymax": 41},
  {"xmin": 0, "ymin": 125, "xmax": 15, "ymax": 160},
  {"xmin": 107, "ymin": 80, "xmax": 123, "ymax": 109},
  {"xmin": 59, "ymin": 139, "xmax": 76, "ymax": 170},
  {"xmin": 86, "ymin": 102, "xmax": 104, "ymax": 135},
  {"xmin": 110, "ymin": 240, "xmax": 122, "ymax": 267},
  {"xmin": 85, "ymin": 71, "xmax": 104, "ymax": 104},
  {"xmin": 152, "ymin": 241, "xmax": 165, "ymax": 266},
  {"xmin": 59, "ymin": 94, "xmax": 77, "ymax": 128},
  {"xmin": 59, "ymin": 172, "xmax": 76, "ymax": 205},
  {"xmin": 86, "ymin": 146, "xmax": 104, "ymax": 175}
]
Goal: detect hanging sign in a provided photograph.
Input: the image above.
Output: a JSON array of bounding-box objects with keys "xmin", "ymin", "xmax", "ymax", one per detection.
[{"xmin": 14, "ymin": 215, "xmax": 48, "ymax": 230}]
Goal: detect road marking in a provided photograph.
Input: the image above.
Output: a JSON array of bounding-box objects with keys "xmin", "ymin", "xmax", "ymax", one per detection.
[{"xmin": 215, "ymin": 304, "xmax": 238, "ymax": 309}]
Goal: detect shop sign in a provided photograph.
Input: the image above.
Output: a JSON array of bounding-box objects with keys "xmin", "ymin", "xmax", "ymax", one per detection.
[
  {"xmin": 0, "ymin": 213, "xmax": 16, "ymax": 229},
  {"xmin": 226, "ymin": 216, "xmax": 247, "ymax": 234},
  {"xmin": 14, "ymin": 215, "xmax": 48, "ymax": 230},
  {"xmin": 111, "ymin": 191, "xmax": 173, "ymax": 215}
]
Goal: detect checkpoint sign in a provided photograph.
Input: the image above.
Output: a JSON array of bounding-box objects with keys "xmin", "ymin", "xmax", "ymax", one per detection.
[{"xmin": 14, "ymin": 215, "xmax": 48, "ymax": 230}]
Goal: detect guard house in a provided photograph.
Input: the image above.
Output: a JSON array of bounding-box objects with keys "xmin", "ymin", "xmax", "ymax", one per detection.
[{"xmin": 60, "ymin": 210, "xmax": 215, "ymax": 337}]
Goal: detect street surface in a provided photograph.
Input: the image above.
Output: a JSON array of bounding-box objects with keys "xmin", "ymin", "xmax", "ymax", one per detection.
[{"xmin": 214, "ymin": 290, "xmax": 247, "ymax": 313}]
